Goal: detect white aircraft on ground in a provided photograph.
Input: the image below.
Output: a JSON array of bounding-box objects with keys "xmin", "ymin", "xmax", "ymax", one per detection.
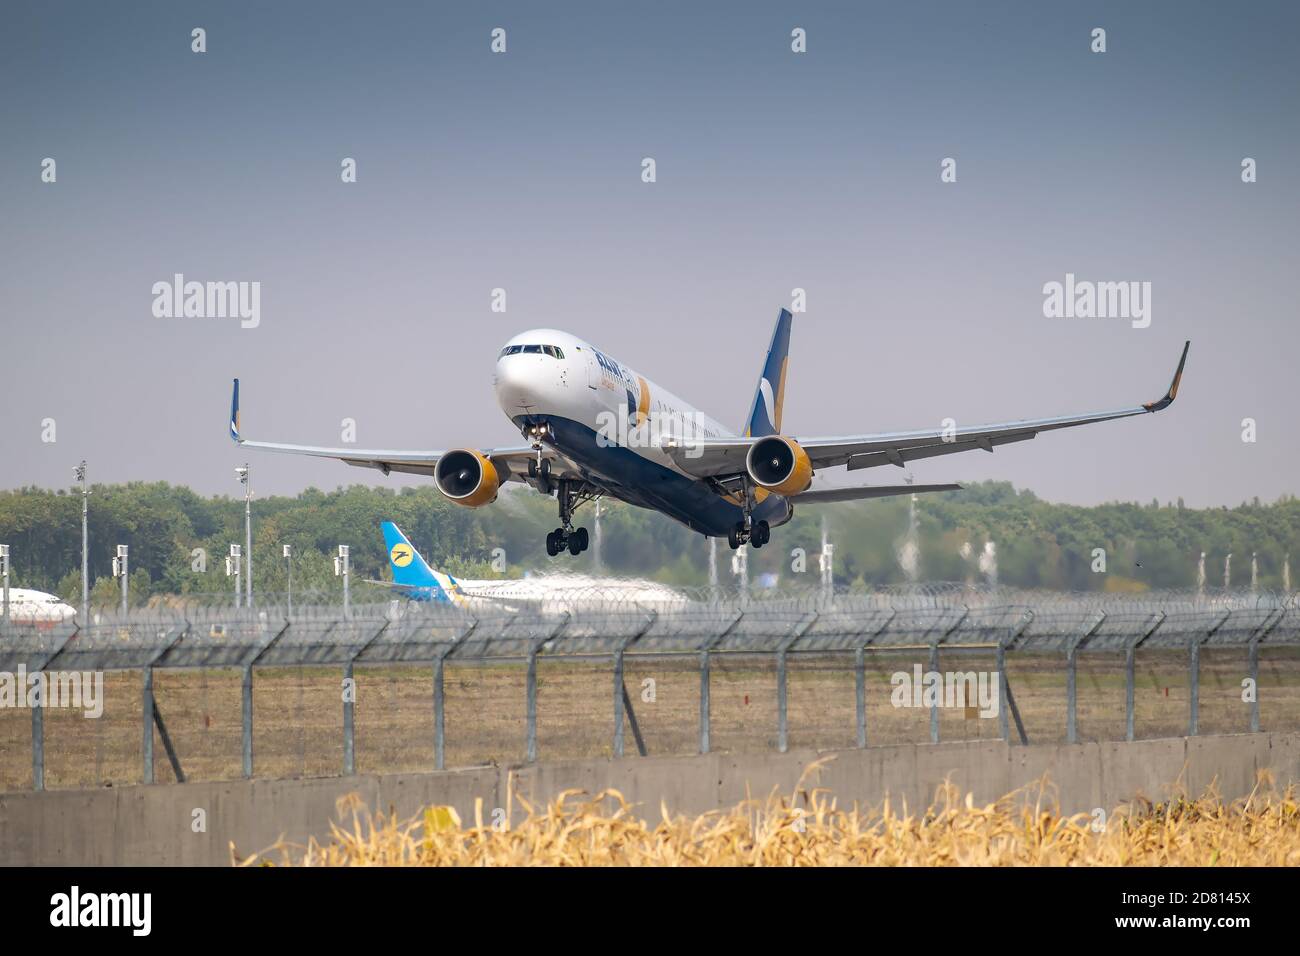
[{"xmin": 2, "ymin": 588, "xmax": 78, "ymax": 625}]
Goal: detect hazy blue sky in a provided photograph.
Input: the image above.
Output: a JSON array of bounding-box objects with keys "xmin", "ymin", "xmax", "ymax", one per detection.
[{"xmin": 2, "ymin": 1, "xmax": 1297, "ymax": 506}]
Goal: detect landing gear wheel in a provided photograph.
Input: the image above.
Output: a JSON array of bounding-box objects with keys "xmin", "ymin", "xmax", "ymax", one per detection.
[
  {"xmin": 535, "ymin": 458, "xmax": 553, "ymax": 496},
  {"xmin": 568, "ymin": 534, "xmax": 582, "ymax": 556},
  {"xmin": 727, "ymin": 525, "xmax": 743, "ymax": 550},
  {"xmin": 545, "ymin": 531, "xmax": 559, "ymax": 556},
  {"xmin": 575, "ymin": 527, "xmax": 589, "ymax": 552},
  {"xmin": 752, "ymin": 520, "xmax": 770, "ymax": 548}
]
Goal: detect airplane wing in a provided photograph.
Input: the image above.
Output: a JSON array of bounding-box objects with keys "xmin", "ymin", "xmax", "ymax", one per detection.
[
  {"xmin": 228, "ymin": 380, "xmax": 582, "ymax": 483},
  {"xmin": 793, "ymin": 482, "xmax": 962, "ymax": 503},
  {"xmin": 665, "ymin": 341, "xmax": 1189, "ymax": 479}
]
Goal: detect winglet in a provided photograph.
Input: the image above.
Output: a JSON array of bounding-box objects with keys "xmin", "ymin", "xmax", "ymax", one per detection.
[
  {"xmin": 1143, "ymin": 341, "xmax": 1189, "ymax": 412},
  {"xmin": 230, "ymin": 379, "xmax": 241, "ymax": 442}
]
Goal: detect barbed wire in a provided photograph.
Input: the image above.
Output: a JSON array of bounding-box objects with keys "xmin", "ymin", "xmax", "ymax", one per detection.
[{"xmin": 2, "ymin": 585, "xmax": 1297, "ymax": 670}]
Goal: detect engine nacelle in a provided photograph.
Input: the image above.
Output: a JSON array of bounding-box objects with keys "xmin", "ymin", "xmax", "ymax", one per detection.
[
  {"xmin": 435, "ymin": 449, "xmax": 501, "ymax": 507},
  {"xmin": 745, "ymin": 435, "xmax": 812, "ymax": 496}
]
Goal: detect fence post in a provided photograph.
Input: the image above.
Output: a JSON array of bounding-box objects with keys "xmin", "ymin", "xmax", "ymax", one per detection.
[
  {"xmin": 1190, "ymin": 612, "xmax": 1230, "ymax": 738},
  {"xmin": 32, "ymin": 702, "xmax": 44, "ymax": 791},
  {"xmin": 776, "ymin": 649, "xmax": 789, "ymax": 752},
  {"xmin": 1246, "ymin": 609, "xmax": 1281, "ymax": 734},
  {"xmin": 1068, "ymin": 612, "xmax": 1105, "ymax": 745},
  {"xmin": 613, "ymin": 612, "xmax": 656, "ymax": 758},
  {"xmin": 699, "ymin": 650, "xmax": 711, "ymax": 754},
  {"xmin": 1248, "ymin": 639, "xmax": 1260, "ymax": 733},
  {"xmin": 775, "ymin": 612, "xmax": 818, "ymax": 754},
  {"xmin": 1127, "ymin": 612, "xmax": 1166, "ymax": 743},
  {"xmin": 1066, "ymin": 648, "xmax": 1077, "ymax": 744},
  {"xmin": 613, "ymin": 648, "xmax": 626, "ymax": 758},
  {"xmin": 996, "ymin": 645, "xmax": 1009, "ymax": 744},
  {"xmin": 526, "ymin": 650, "xmax": 538, "ymax": 762},
  {"xmin": 524, "ymin": 613, "xmax": 570, "ymax": 764},
  {"xmin": 29, "ymin": 624, "xmax": 78, "ymax": 792},
  {"xmin": 434, "ymin": 654, "xmax": 446, "ymax": 771},
  {"xmin": 928, "ymin": 642, "xmax": 940, "ymax": 744},
  {"xmin": 343, "ymin": 661, "xmax": 355, "ymax": 775},
  {"xmin": 241, "ymin": 663, "xmax": 253, "ymax": 778},
  {"xmin": 242, "ymin": 617, "xmax": 291, "ymax": 779},
  {"xmin": 698, "ymin": 610, "xmax": 743, "ymax": 755},
  {"xmin": 1125, "ymin": 646, "xmax": 1136, "ymax": 742},
  {"xmin": 142, "ymin": 667, "xmax": 155, "ymax": 784},
  {"xmin": 854, "ymin": 647, "xmax": 866, "ymax": 748}
]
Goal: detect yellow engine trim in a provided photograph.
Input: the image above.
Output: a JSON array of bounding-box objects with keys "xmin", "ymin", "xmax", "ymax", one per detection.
[
  {"xmin": 440, "ymin": 451, "xmax": 500, "ymax": 508},
  {"xmin": 750, "ymin": 436, "xmax": 812, "ymax": 496}
]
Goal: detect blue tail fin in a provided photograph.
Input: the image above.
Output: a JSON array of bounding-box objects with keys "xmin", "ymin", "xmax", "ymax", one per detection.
[
  {"xmin": 381, "ymin": 521, "xmax": 459, "ymax": 600},
  {"xmin": 743, "ymin": 309, "xmax": 793, "ymax": 437},
  {"xmin": 230, "ymin": 379, "xmax": 241, "ymax": 442}
]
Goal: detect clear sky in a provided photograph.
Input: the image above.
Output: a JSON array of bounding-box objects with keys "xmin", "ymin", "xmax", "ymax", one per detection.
[{"xmin": 2, "ymin": 1, "xmax": 1296, "ymax": 505}]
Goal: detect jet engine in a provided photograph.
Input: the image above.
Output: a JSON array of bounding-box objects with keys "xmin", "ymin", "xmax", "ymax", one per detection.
[
  {"xmin": 435, "ymin": 449, "xmax": 501, "ymax": 507},
  {"xmin": 745, "ymin": 435, "xmax": 813, "ymax": 496}
]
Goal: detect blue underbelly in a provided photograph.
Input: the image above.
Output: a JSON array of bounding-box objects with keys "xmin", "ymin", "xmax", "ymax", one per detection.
[{"xmin": 513, "ymin": 415, "xmax": 790, "ymax": 537}]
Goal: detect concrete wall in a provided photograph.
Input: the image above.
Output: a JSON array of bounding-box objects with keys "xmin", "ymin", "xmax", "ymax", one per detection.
[{"xmin": 3, "ymin": 732, "xmax": 1298, "ymax": 866}]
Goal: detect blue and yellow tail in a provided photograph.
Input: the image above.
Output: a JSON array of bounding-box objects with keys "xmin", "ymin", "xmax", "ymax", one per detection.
[
  {"xmin": 381, "ymin": 521, "xmax": 461, "ymax": 603},
  {"xmin": 743, "ymin": 309, "xmax": 793, "ymax": 437}
]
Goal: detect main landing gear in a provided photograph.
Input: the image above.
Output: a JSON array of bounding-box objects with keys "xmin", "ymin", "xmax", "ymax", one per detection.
[
  {"xmin": 547, "ymin": 525, "xmax": 589, "ymax": 557},
  {"xmin": 727, "ymin": 519, "xmax": 769, "ymax": 550},
  {"xmin": 725, "ymin": 477, "xmax": 769, "ymax": 549},
  {"xmin": 544, "ymin": 476, "xmax": 593, "ymax": 557}
]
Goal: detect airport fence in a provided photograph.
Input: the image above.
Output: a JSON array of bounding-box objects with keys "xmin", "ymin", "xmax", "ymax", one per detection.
[{"xmin": 1, "ymin": 586, "xmax": 1298, "ymax": 791}]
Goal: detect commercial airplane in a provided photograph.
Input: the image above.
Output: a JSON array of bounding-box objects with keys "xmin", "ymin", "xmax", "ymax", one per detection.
[
  {"xmin": 2, "ymin": 588, "xmax": 78, "ymax": 625},
  {"xmin": 376, "ymin": 520, "xmax": 684, "ymax": 605},
  {"xmin": 230, "ymin": 310, "xmax": 1189, "ymax": 556},
  {"xmin": 377, "ymin": 521, "xmax": 467, "ymax": 604}
]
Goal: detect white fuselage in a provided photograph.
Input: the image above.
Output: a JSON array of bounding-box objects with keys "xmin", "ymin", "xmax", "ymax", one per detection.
[
  {"xmin": 2, "ymin": 588, "xmax": 78, "ymax": 624},
  {"xmin": 493, "ymin": 328, "xmax": 732, "ymax": 477}
]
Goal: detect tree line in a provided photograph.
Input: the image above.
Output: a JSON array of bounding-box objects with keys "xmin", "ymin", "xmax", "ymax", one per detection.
[{"xmin": 0, "ymin": 480, "xmax": 1296, "ymax": 604}]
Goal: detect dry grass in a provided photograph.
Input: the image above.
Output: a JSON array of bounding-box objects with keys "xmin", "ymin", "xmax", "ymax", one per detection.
[
  {"xmin": 6, "ymin": 649, "xmax": 1300, "ymax": 791},
  {"xmin": 236, "ymin": 763, "xmax": 1300, "ymax": 867}
]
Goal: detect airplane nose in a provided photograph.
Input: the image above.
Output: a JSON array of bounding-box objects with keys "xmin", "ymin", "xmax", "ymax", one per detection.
[{"xmin": 494, "ymin": 357, "xmax": 538, "ymax": 414}]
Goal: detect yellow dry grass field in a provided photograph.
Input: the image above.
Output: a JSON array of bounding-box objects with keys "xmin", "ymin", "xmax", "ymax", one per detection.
[{"xmin": 239, "ymin": 766, "xmax": 1300, "ymax": 867}]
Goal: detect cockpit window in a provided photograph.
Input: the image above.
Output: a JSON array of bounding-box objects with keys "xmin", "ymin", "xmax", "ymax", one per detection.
[{"xmin": 500, "ymin": 344, "xmax": 565, "ymax": 359}]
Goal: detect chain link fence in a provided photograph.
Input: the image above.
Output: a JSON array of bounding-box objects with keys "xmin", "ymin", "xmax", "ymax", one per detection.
[{"xmin": 2, "ymin": 586, "xmax": 1297, "ymax": 791}]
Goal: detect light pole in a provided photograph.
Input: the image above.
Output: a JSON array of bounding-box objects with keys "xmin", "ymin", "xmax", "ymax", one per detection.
[
  {"xmin": 236, "ymin": 465, "xmax": 252, "ymax": 608},
  {"xmin": 74, "ymin": 461, "xmax": 89, "ymax": 621},
  {"xmin": 112, "ymin": 544, "xmax": 128, "ymax": 614},
  {"xmin": 0, "ymin": 544, "xmax": 10, "ymax": 627},
  {"xmin": 819, "ymin": 513, "xmax": 834, "ymax": 604},
  {"xmin": 284, "ymin": 544, "xmax": 293, "ymax": 616},
  {"xmin": 227, "ymin": 544, "xmax": 242, "ymax": 609},
  {"xmin": 335, "ymin": 545, "xmax": 350, "ymax": 618}
]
